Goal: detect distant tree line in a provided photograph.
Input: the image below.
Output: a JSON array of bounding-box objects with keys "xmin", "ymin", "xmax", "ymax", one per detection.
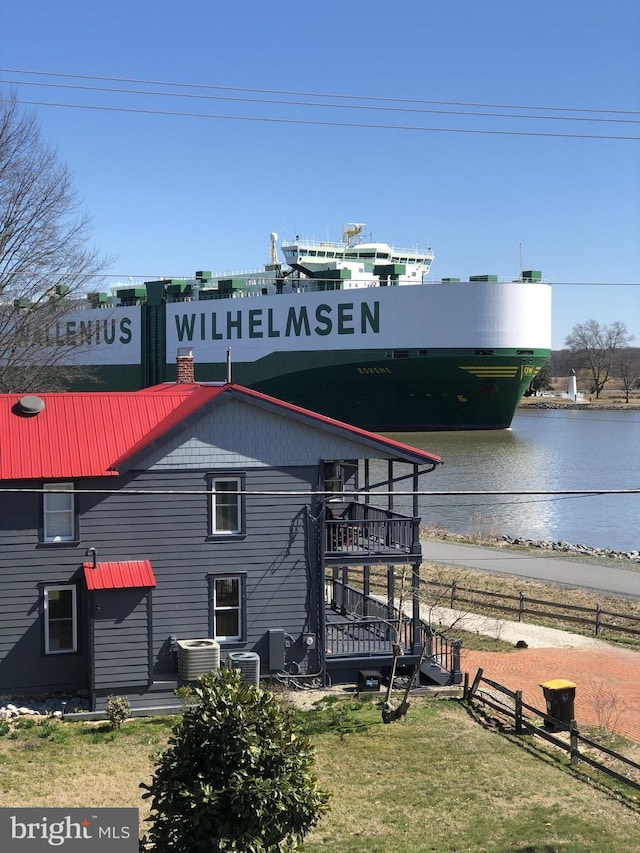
[{"xmin": 532, "ymin": 320, "xmax": 639, "ymax": 401}]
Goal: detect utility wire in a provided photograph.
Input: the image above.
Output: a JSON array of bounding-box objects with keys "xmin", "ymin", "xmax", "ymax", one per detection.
[
  {"xmin": 5, "ymin": 271, "xmax": 640, "ymax": 286},
  {"xmin": 3, "ymin": 67, "xmax": 639, "ymax": 117},
  {"xmin": 3, "ymin": 97, "xmax": 639, "ymax": 142},
  {"xmin": 2, "ymin": 77, "xmax": 639, "ymax": 126},
  {"xmin": 1, "ymin": 487, "xmax": 638, "ymax": 496}
]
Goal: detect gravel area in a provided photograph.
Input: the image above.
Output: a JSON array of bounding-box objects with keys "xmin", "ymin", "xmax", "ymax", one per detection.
[{"xmin": 426, "ymin": 605, "xmax": 610, "ymax": 650}]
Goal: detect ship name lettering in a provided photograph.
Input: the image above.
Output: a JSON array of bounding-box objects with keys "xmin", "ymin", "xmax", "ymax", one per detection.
[
  {"xmin": 174, "ymin": 301, "xmax": 380, "ymax": 342},
  {"xmin": 25, "ymin": 317, "xmax": 133, "ymax": 348}
]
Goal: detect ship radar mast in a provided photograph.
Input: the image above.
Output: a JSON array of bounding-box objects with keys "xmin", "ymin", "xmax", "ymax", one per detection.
[
  {"xmin": 270, "ymin": 232, "xmax": 279, "ymax": 266},
  {"xmin": 342, "ymin": 223, "xmax": 365, "ymax": 247}
]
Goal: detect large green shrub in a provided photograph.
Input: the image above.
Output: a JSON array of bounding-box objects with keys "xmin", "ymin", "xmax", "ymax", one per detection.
[{"xmin": 140, "ymin": 668, "xmax": 329, "ymax": 852}]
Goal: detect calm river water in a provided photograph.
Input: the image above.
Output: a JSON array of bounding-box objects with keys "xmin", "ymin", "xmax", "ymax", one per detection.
[{"xmin": 382, "ymin": 409, "xmax": 640, "ymax": 554}]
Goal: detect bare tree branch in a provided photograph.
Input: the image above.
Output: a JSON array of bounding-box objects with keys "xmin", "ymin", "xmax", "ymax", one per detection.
[{"xmin": 0, "ymin": 90, "xmax": 114, "ymax": 392}]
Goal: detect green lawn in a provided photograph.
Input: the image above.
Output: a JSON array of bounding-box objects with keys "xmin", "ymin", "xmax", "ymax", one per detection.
[{"xmin": 1, "ymin": 696, "xmax": 639, "ymax": 852}]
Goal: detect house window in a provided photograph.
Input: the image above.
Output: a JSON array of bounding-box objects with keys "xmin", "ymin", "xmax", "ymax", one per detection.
[
  {"xmin": 43, "ymin": 585, "xmax": 77, "ymax": 654},
  {"xmin": 43, "ymin": 483, "xmax": 75, "ymax": 542},
  {"xmin": 208, "ymin": 476, "xmax": 244, "ymax": 535},
  {"xmin": 210, "ymin": 575, "xmax": 245, "ymax": 642}
]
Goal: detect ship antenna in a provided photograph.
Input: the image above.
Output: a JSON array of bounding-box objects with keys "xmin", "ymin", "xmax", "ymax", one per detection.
[{"xmin": 518, "ymin": 242, "xmax": 524, "ymax": 282}]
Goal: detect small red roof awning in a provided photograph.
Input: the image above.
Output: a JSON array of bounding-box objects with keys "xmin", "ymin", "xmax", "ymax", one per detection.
[{"xmin": 83, "ymin": 560, "xmax": 156, "ymax": 591}]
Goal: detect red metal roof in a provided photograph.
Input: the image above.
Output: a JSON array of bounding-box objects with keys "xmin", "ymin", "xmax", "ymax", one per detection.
[
  {"xmin": 83, "ymin": 559, "xmax": 156, "ymax": 590},
  {"xmin": 0, "ymin": 386, "xmax": 224, "ymax": 479},
  {"xmin": 0, "ymin": 382, "xmax": 441, "ymax": 481}
]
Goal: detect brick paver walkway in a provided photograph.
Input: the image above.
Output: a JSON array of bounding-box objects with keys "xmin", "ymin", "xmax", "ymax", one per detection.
[{"xmin": 462, "ymin": 645, "xmax": 640, "ymax": 743}]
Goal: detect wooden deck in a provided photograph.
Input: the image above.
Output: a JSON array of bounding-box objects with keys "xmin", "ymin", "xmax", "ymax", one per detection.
[{"xmin": 324, "ymin": 503, "xmax": 421, "ymax": 561}]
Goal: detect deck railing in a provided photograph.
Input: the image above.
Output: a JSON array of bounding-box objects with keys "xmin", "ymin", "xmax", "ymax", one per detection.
[
  {"xmin": 419, "ymin": 621, "xmax": 461, "ymax": 678},
  {"xmin": 326, "ymin": 580, "xmax": 412, "ymax": 653},
  {"xmin": 325, "ymin": 503, "xmax": 419, "ymax": 557},
  {"xmin": 325, "ymin": 619, "xmax": 400, "ymax": 657},
  {"xmin": 326, "ymin": 577, "xmax": 461, "ymax": 682}
]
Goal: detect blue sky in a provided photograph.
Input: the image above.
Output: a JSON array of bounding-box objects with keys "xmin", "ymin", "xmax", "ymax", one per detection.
[{"xmin": 3, "ymin": 1, "xmax": 639, "ymax": 349}]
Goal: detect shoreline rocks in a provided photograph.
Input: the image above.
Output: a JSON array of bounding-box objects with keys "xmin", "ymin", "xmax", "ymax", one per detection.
[
  {"xmin": 518, "ymin": 401, "xmax": 640, "ymax": 412},
  {"xmin": 424, "ymin": 529, "xmax": 639, "ymax": 565},
  {"xmin": 499, "ymin": 534, "xmax": 640, "ymax": 563}
]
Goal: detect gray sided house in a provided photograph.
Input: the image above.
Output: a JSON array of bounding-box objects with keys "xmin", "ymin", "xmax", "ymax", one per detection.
[{"xmin": 0, "ymin": 370, "xmax": 460, "ymax": 711}]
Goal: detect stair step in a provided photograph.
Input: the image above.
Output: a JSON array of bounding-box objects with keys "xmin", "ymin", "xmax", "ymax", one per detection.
[{"xmin": 420, "ymin": 659, "xmax": 452, "ymax": 686}]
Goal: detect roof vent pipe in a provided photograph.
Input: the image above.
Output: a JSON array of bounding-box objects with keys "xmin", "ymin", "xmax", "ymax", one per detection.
[{"xmin": 86, "ymin": 547, "xmax": 98, "ymax": 569}]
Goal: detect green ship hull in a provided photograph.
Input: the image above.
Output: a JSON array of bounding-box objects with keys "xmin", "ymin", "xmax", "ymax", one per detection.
[{"xmin": 176, "ymin": 347, "xmax": 549, "ymax": 431}]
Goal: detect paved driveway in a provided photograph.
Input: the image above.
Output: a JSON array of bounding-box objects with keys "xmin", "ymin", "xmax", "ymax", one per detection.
[{"xmin": 462, "ymin": 644, "xmax": 640, "ymax": 744}]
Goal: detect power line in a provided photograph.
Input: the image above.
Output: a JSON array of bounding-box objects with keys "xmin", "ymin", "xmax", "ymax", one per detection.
[
  {"xmin": 2, "ymin": 76, "xmax": 640, "ymax": 127},
  {"xmin": 3, "ymin": 67, "xmax": 639, "ymax": 117},
  {"xmin": 3, "ymin": 96, "xmax": 639, "ymax": 142},
  {"xmin": 8, "ymin": 275, "xmax": 640, "ymax": 286},
  {"xmin": 0, "ymin": 487, "xmax": 637, "ymax": 496}
]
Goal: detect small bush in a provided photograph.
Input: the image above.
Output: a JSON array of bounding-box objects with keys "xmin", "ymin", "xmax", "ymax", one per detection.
[{"xmin": 105, "ymin": 695, "xmax": 131, "ymax": 729}]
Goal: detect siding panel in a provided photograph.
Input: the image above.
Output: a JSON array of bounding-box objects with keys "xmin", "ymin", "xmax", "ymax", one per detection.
[{"xmin": 91, "ymin": 589, "xmax": 150, "ymax": 691}]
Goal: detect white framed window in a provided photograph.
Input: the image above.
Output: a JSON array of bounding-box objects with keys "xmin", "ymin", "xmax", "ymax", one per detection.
[
  {"xmin": 209, "ymin": 476, "xmax": 243, "ymax": 535},
  {"xmin": 43, "ymin": 482, "xmax": 75, "ymax": 542},
  {"xmin": 210, "ymin": 575, "xmax": 244, "ymax": 642},
  {"xmin": 44, "ymin": 585, "xmax": 77, "ymax": 654}
]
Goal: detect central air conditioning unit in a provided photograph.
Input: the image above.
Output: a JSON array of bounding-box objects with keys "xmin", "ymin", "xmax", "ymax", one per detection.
[
  {"xmin": 228, "ymin": 651, "xmax": 261, "ymax": 686},
  {"xmin": 177, "ymin": 638, "xmax": 220, "ymax": 680}
]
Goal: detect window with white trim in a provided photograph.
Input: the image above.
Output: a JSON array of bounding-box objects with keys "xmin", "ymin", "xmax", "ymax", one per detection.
[
  {"xmin": 43, "ymin": 585, "xmax": 77, "ymax": 654},
  {"xmin": 209, "ymin": 476, "xmax": 243, "ymax": 535},
  {"xmin": 210, "ymin": 575, "xmax": 244, "ymax": 642},
  {"xmin": 43, "ymin": 482, "xmax": 75, "ymax": 542}
]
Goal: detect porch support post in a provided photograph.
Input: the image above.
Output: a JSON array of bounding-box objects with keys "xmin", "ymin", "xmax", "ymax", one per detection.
[
  {"xmin": 412, "ymin": 560, "xmax": 421, "ymax": 653},
  {"xmin": 412, "ymin": 465, "xmax": 419, "ymax": 519},
  {"xmin": 363, "ymin": 565, "xmax": 370, "ymax": 618},
  {"xmin": 387, "ymin": 460, "xmax": 394, "ymax": 512},
  {"xmin": 387, "ymin": 564, "xmax": 395, "ymax": 631},
  {"xmin": 341, "ymin": 566, "xmax": 349, "ymax": 615},
  {"xmin": 331, "ymin": 565, "xmax": 339, "ymax": 610}
]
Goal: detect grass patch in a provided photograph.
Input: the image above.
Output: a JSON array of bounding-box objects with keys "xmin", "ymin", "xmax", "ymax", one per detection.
[
  {"xmin": 420, "ymin": 562, "xmax": 640, "ymax": 646},
  {"xmin": 2, "ymin": 698, "xmax": 640, "ymax": 850},
  {"xmin": 447, "ymin": 628, "xmax": 515, "ymax": 652}
]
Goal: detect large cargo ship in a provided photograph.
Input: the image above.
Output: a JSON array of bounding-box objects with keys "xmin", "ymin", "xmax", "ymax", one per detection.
[{"xmin": 48, "ymin": 224, "xmax": 552, "ymax": 431}]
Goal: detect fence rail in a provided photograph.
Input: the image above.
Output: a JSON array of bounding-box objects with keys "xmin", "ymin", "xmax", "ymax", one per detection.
[
  {"xmin": 464, "ymin": 668, "xmax": 640, "ymax": 793},
  {"xmin": 423, "ymin": 579, "xmax": 640, "ymax": 640}
]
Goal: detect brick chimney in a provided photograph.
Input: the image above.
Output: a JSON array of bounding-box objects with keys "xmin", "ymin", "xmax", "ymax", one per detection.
[{"xmin": 176, "ymin": 347, "xmax": 195, "ymax": 384}]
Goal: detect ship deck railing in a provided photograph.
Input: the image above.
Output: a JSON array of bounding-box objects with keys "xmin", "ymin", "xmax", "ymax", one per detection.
[{"xmin": 324, "ymin": 502, "xmax": 420, "ymax": 559}]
